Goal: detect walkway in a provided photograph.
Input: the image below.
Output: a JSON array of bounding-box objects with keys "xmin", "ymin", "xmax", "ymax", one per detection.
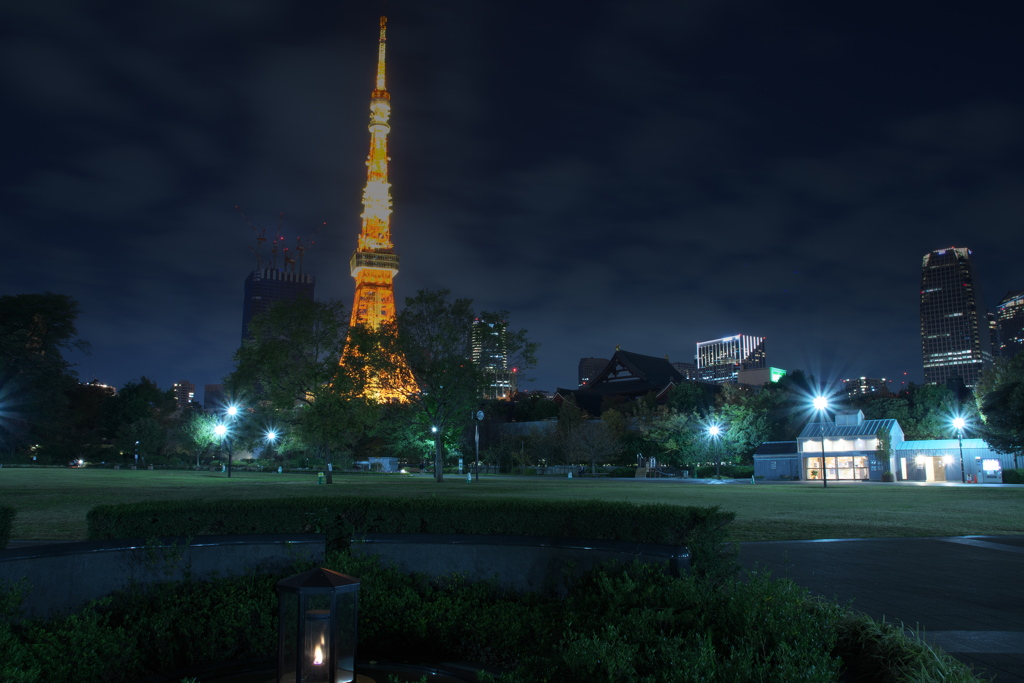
[{"xmin": 740, "ymin": 535, "xmax": 1024, "ymax": 682}]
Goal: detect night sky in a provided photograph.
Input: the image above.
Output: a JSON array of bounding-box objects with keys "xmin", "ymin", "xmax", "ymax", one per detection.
[{"xmin": 3, "ymin": 0, "xmax": 1022, "ymax": 403}]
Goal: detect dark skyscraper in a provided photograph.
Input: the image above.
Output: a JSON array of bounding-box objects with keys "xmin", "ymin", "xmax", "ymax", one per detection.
[
  {"xmin": 919, "ymin": 247, "xmax": 992, "ymax": 387},
  {"xmin": 996, "ymin": 290, "xmax": 1024, "ymax": 359},
  {"xmin": 472, "ymin": 318, "xmax": 515, "ymax": 400},
  {"xmin": 578, "ymin": 357, "xmax": 609, "ymax": 387},
  {"xmin": 241, "ymin": 268, "xmax": 315, "ymax": 341}
]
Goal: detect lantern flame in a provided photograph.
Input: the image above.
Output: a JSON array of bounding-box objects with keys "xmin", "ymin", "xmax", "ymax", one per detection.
[{"xmin": 313, "ymin": 644, "xmax": 324, "ymax": 666}]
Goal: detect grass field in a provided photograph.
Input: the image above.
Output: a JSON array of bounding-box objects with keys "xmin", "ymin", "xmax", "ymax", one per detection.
[{"xmin": 1, "ymin": 468, "xmax": 1022, "ymax": 542}]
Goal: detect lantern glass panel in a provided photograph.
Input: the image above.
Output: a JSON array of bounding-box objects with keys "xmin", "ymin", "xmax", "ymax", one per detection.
[
  {"xmin": 278, "ymin": 593, "xmax": 299, "ymax": 683},
  {"xmin": 333, "ymin": 591, "xmax": 358, "ymax": 682},
  {"xmin": 301, "ymin": 597, "xmax": 331, "ymax": 683}
]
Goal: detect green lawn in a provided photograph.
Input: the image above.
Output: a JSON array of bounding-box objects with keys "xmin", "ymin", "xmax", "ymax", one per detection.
[{"xmin": 1, "ymin": 468, "xmax": 1022, "ymax": 542}]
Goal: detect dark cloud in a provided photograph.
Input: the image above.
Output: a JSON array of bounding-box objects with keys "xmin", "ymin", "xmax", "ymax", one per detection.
[{"xmin": 1, "ymin": 0, "xmax": 1022, "ymax": 400}]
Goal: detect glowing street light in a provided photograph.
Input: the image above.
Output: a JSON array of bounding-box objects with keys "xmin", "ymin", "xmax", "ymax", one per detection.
[
  {"xmin": 813, "ymin": 396, "xmax": 829, "ymax": 489},
  {"xmin": 707, "ymin": 423, "xmax": 724, "ymax": 477},
  {"xmin": 952, "ymin": 416, "xmax": 967, "ymax": 483},
  {"xmin": 222, "ymin": 404, "xmax": 243, "ymax": 478}
]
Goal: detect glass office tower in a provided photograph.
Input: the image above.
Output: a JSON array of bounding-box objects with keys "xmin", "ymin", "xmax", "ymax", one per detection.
[{"xmin": 920, "ymin": 247, "xmax": 992, "ymax": 387}]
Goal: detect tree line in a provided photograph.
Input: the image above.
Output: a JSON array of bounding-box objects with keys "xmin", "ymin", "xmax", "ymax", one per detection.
[{"xmin": 2, "ymin": 291, "xmax": 1022, "ymax": 474}]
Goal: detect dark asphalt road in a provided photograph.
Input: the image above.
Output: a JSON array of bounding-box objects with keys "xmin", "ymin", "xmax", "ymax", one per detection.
[{"xmin": 740, "ymin": 536, "xmax": 1024, "ymax": 682}]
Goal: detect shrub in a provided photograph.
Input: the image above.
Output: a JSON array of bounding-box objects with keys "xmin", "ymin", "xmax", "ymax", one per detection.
[
  {"xmin": 87, "ymin": 497, "xmax": 734, "ymax": 551},
  {"xmin": 1002, "ymin": 468, "xmax": 1024, "ymax": 485},
  {"xmin": 0, "ymin": 554, "xmax": 985, "ymax": 683},
  {"xmin": 606, "ymin": 466, "xmax": 637, "ymax": 478},
  {"xmin": 695, "ymin": 464, "xmax": 754, "ymax": 479},
  {"xmin": 0, "ymin": 505, "xmax": 15, "ymax": 549},
  {"xmin": 832, "ymin": 611, "xmax": 983, "ymax": 683}
]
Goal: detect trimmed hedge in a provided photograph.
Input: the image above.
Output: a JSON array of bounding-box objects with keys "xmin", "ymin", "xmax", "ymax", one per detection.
[
  {"xmin": 86, "ymin": 497, "xmax": 732, "ymax": 549},
  {"xmin": 0, "ymin": 505, "xmax": 14, "ymax": 549},
  {"xmin": 1002, "ymin": 468, "xmax": 1024, "ymax": 485},
  {"xmin": 696, "ymin": 465, "xmax": 754, "ymax": 479}
]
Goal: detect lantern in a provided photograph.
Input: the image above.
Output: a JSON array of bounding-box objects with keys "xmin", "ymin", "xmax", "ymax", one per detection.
[{"xmin": 276, "ymin": 568, "xmax": 360, "ymax": 683}]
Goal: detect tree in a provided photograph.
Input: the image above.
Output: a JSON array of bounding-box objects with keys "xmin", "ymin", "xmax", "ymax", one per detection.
[
  {"xmin": 0, "ymin": 293, "xmax": 89, "ymax": 459},
  {"xmin": 226, "ymin": 298, "xmax": 377, "ymax": 482},
  {"xmin": 719, "ymin": 402, "xmax": 775, "ymax": 465},
  {"xmin": 115, "ymin": 417, "xmax": 166, "ymax": 466},
  {"xmin": 639, "ymin": 409, "xmax": 704, "ymax": 469},
  {"xmin": 666, "ymin": 381, "xmax": 715, "ymax": 414},
  {"xmin": 101, "ymin": 377, "xmax": 176, "ymax": 433},
  {"xmin": 976, "ymin": 355, "xmax": 1024, "ymax": 467},
  {"xmin": 371, "ymin": 290, "xmax": 537, "ymax": 482},
  {"xmin": 175, "ymin": 411, "xmax": 219, "ymax": 468}
]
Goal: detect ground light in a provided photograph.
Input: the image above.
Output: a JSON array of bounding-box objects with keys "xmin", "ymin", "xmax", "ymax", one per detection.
[
  {"xmin": 276, "ymin": 568, "xmax": 360, "ymax": 683},
  {"xmin": 952, "ymin": 416, "xmax": 966, "ymax": 483},
  {"xmin": 813, "ymin": 396, "xmax": 828, "ymax": 488}
]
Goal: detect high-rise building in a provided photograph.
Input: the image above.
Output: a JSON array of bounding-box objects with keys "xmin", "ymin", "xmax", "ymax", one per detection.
[
  {"xmin": 172, "ymin": 381, "xmax": 195, "ymax": 409},
  {"xmin": 241, "ymin": 269, "xmax": 315, "ymax": 341},
  {"xmin": 342, "ymin": 16, "xmax": 416, "ymax": 401},
  {"xmin": 578, "ymin": 357, "xmax": 609, "ymax": 387},
  {"xmin": 204, "ymin": 384, "xmax": 226, "ymax": 413},
  {"xmin": 996, "ymin": 290, "xmax": 1024, "ymax": 359},
  {"xmin": 840, "ymin": 377, "xmax": 890, "ymax": 396},
  {"xmin": 920, "ymin": 246, "xmax": 992, "ymax": 387},
  {"xmin": 472, "ymin": 318, "xmax": 515, "ymax": 400},
  {"xmin": 696, "ymin": 334, "xmax": 766, "ymax": 383}
]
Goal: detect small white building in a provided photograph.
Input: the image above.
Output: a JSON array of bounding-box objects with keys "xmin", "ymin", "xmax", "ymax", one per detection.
[
  {"xmin": 895, "ymin": 439, "xmax": 1011, "ymax": 483},
  {"xmin": 796, "ymin": 409, "xmax": 903, "ymax": 482},
  {"xmin": 755, "ymin": 409, "xmax": 1015, "ymax": 483}
]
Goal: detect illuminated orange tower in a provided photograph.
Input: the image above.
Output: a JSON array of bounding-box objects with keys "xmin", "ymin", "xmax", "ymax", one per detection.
[{"xmin": 345, "ymin": 16, "xmax": 415, "ymax": 400}]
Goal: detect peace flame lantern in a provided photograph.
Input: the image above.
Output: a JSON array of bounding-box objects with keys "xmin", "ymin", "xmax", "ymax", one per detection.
[{"xmin": 275, "ymin": 568, "xmax": 360, "ymax": 683}]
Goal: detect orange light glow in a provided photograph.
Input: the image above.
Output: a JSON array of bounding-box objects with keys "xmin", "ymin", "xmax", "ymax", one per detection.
[{"xmin": 341, "ymin": 15, "xmax": 417, "ymax": 402}]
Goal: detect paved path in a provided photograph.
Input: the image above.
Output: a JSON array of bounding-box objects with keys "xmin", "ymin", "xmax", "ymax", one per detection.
[{"xmin": 740, "ymin": 536, "xmax": 1024, "ymax": 682}]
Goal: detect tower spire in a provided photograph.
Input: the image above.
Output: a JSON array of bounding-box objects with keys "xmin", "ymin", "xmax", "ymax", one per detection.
[
  {"xmin": 343, "ymin": 15, "xmax": 415, "ymax": 401},
  {"xmin": 375, "ymin": 16, "xmax": 387, "ymax": 93}
]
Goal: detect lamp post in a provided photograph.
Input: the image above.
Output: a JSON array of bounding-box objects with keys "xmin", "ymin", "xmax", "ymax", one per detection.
[
  {"xmin": 708, "ymin": 424, "xmax": 723, "ymax": 477},
  {"xmin": 214, "ymin": 423, "xmax": 228, "ymax": 473},
  {"xmin": 474, "ymin": 410, "xmax": 484, "ymax": 482},
  {"xmin": 430, "ymin": 426, "xmax": 442, "ymax": 482},
  {"xmin": 266, "ymin": 429, "xmax": 279, "ymax": 470},
  {"xmin": 225, "ymin": 405, "xmax": 240, "ymax": 479},
  {"xmin": 953, "ymin": 416, "xmax": 966, "ymax": 483},
  {"xmin": 813, "ymin": 395, "xmax": 828, "ymax": 489}
]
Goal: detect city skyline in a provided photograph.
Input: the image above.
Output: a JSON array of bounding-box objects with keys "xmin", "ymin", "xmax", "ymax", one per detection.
[{"xmin": 3, "ymin": 1, "xmax": 1022, "ymax": 401}]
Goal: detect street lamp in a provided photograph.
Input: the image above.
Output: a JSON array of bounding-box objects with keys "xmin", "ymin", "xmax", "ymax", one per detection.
[
  {"xmin": 224, "ymin": 404, "xmax": 241, "ymax": 478},
  {"xmin": 214, "ymin": 424, "xmax": 228, "ymax": 473},
  {"xmin": 707, "ymin": 424, "xmax": 723, "ymax": 477},
  {"xmin": 952, "ymin": 416, "xmax": 967, "ymax": 483},
  {"xmin": 813, "ymin": 395, "xmax": 828, "ymax": 489},
  {"xmin": 265, "ymin": 429, "xmax": 279, "ymax": 470}
]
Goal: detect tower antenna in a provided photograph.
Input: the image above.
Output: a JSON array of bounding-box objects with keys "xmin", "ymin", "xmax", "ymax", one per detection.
[{"xmin": 236, "ymin": 205, "xmax": 268, "ymax": 269}]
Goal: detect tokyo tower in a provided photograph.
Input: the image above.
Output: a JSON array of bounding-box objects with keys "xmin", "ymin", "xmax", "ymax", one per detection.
[{"xmin": 344, "ymin": 16, "xmax": 416, "ymax": 401}]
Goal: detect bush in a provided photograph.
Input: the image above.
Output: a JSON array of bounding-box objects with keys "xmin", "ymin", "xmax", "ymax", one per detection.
[
  {"xmin": 1002, "ymin": 468, "xmax": 1024, "ymax": 484},
  {"xmin": 606, "ymin": 466, "xmax": 637, "ymax": 478},
  {"xmin": 0, "ymin": 505, "xmax": 15, "ymax": 549},
  {"xmin": 0, "ymin": 554, "xmax": 985, "ymax": 683},
  {"xmin": 695, "ymin": 464, "xmax": 754, "ymax": 479},
  {"xmin": 86, "ymin": 497, "xmax": 734, "ymax": 552}
]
